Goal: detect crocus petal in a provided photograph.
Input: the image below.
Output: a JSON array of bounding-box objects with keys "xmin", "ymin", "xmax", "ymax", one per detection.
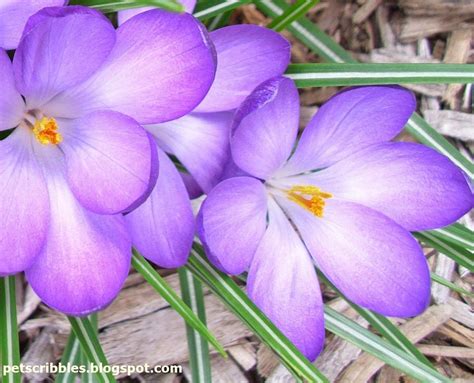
[
  {"xmin": 198, "ymin": 177, "xmax": 267, "ymax": 274},
  {"xmin": 291, "ymin": 142, "xmax": 473, "ymax": 231},
  {"xmin": 149, "ymin": 111, "xmax": 232, "ymax": 193},
  {"xmin": 280, "ymin": 198, "xmax": 430, "ymax": 317},
  {"xmin": 13, "ymin": 6, "xmax": 116, "ymax": 110},
  {"xmin": 194, "ymin": 25, "xmax": 290, "ymax": 113},
  {"xmin": 0, "ymin": 0, "xmax": 66, "ymax": 50},
  {"xmin": 50, "ymin": 9, "xmax": 216, "ymax": 124},
  {"xmin": 231, "ymin": 77, "xmax": 299, "ymax": 180},
  {"xmin": 60, "ymin": 111, "xmax": 158, "ymax": 215},
  {"xmin": 26, "ymin": 151, "xmax": 131, "ymax": 316},
  {"xmin": 125, "ymin": 147, "xmax": 194, "ymax": 268},
  {"xmin": 181, "ymin": 172, "xmax": 204, "ymax": 199},
  {"xmin": 248, "ymin": 198, "xmax": 324, "ymax": 361},
  {"xmin": 0, "ymin": 128, "xmax": 49, "ymax": 275},
  {"xmin": 117, "ymin": 0, "xmax": 197, "ymax": 25},
  {"xmin": 0, "ymin": 50, "xmax": 24, "ymax": 131},
  {"xmin": 281, "ymin": 86, "xmax": 416, "ymax": 176}
]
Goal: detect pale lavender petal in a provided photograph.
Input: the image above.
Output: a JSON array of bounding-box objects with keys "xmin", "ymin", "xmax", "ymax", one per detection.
[
  {"xmin": 0, "ymin": 0, "xmax": 66, "ymax": 49},
  {"xmin": 194, "ymin": 25, "xmax": 290, "ymax": 112},
  {"xmin": 125, "ymin": 147, "xmax": 194, "ymax": 268},
  {"xmin": 248, "ymin": 198, "xmax": 324, "ymax": 361},
  {"xmin": 0, "ymin": 128, "xmax": 49, "ymax": 275},
  {"xmin": 231, "ymin": 77, "xmax": 299, "ymax": 180},
  {"xmin": 49, "ymin": 9, "xmax": 216, "ymax": 124},
  {"xmin": 0, "ymin": 50, "xmax": 24, "ymax": 131},
  {"xmin": 149, "ymin": 111, "xmax": 232, "ymax": 193},
  {"xmin": 60, "ymin": 111, "xmax": 157, "ymax": 215},
  {"xmin": 281, "ymin": 86, "xmax": 416, "ymax": 176},
  {"xmin": 26, "ymin": 150, "xmax": 131, "ymax": 315},
  {"xmin": 198, "ymin": 177, "xmax": 267, "ymax": 274},
  {"xmin": 280, "ymin": 198, "xmax": 430, "ymax": 317},
  {"xmin": 292, "ymin": 142, "xmax": 473, "ymax": 231},
  {"xmin": 118, "ymin": 0, "xmax": 196, "ymax": 24},
  {"xmin": 13, "ymin": 6, "xmax": 115, "ymax": 110}
]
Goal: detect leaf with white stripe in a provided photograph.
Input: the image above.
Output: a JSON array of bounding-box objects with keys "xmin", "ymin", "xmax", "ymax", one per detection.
[
  {"xmin": 286, "ymin": 63, "xmax": 474, "ymax": 87},
  {"xmin": 431, "ymin": 273, "xmax": 474, "ymax": 298},
  {"xmin": 179, "ymin": 268, "xmax": 212, "ymax": 382},
  {"xmin": 0, "ymin": 276, "xmax": 21, "ymax": 383},
  {"xmin": 430, "ymin": 223, "xmax": 474, "ymax": 251},
  {"xmin": 267, "ymin": 0, "xmax": 319, "ymax": 32},
  {"xmin": 55, "ymin": 332, "xmax": 82, "ymax": 383},
  {"xmin": 70, "ymin": 0, "xmax": 184, "ymax": 12},
  {"xmin": 194, "ymin": 0, "xmax": 251, "ymax": 20}
]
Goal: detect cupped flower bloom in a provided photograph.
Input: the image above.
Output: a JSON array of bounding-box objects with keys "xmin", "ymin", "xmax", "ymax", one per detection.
[
  {"xmin": 197, "ymin": 77, "xmax": 473, "ymax": 360},
  {"xmin": 0, "ymin": 6, "xmax": 216, "ymax": 315},
  {"xmin": 123, "ymin": 12, "xmax": 290, "ymax": 269},
  {"xmin": 0, "ymin": 0, "xmax": 67, "ymax": 49}
]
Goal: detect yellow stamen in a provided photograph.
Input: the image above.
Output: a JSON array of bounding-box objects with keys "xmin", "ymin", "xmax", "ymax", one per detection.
[
  {"xmin": 287, "ymin": 185, "xmax": 332, "ymax": 218},
  {"xmin": 33, "ymin": 117, "xmax": 62, "ymax": 145}
]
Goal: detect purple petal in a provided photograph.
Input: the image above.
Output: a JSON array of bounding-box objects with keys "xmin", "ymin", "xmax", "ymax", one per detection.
[
  {"xmin": 149, "ymin": 111, "xmax": 233, "ymax": 193},
  {"xmin": 282, "ymin": 86, "xmax": 416, "ymax": 176},
  {"xmin": 117, "ymin": 0, "xmax": 197, "ymax": 24},
  {"xmin": 198, "ymin": 177, "xmax": 267, "ymax": 274},
  {"xmin": 231, "ymin": 77, "xmax": 299, "ymax": 180},
  {"xmin": 25, "ymin": 151, "xmax": 131, "ymax": 316},
  {"xmin": 0, "ymin": 50, "xmax": 24, "ymax": 131},
  {"xmin": 294, "ymin": 142, "xmax": 473, "ymax": 231},
  {"xmin": 125, "ymin": 147, "xmax": 194, "ymax": 268},
  {"xmin": 50, "ymin": 9, "xmax": 216, "ymax": 124},
  {"xmin": 0, "ymin": 0, "xmax": 66, "ymax": 50},
  {"xmin": 0, "ymin": 128, "xmax": 49, "ymax": 275},
  {"xmin": 280, "ymin": 198, "xmax": 430, "ymax": 317},
  {"xmin": 60, "ymin": 111, "xmax": 158, "ymax": 215},
  {"xmin": 180, "ymin": 171, "xmax": 204, "ymax": 199},
  {"xmin": 248, "ymin": 198, "xmax": 324, "ymax": 361},
  {"xmin": 194, "ymin": 25, "xmax": 290, "ymax": 113},
  {"xmin": 13, "ymin": 6, "xmax": 116, "ymax": 110}
]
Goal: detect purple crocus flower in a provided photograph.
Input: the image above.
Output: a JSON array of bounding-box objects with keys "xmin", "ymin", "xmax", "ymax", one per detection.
[
  {"xmin": 0, "ymin": 6, "xmax": 216, "ymax": 315},
  {"xmin": 197, "ymin": 77, "xmax": 473, "ymax": 360},
  {"xmin": 0, "ymin": 0, "xmax": 67, "ymax": 49},
  {"xmin": 122, "ymin": 10, "xmax": 290, "ymax": 268}
]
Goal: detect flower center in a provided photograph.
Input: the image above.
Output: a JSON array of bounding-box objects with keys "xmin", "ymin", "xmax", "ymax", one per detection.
[
  {"xmin": 286, "ymin": 185, "xmax": 332, "ymax": 218},
  {"xmin": 33, "ymin": 117, "xmax": 62, "ymax": 145}
]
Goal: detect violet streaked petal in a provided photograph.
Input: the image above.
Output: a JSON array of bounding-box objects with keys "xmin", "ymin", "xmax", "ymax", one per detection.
[
  {"xmin": 60, "ymin": 111, "xmax": 158, "ymax": 215},
  {"xmin": 0, "ymin": 0, "xmax": 66, "ymax": 50},
  {"xmin": 231, "ymin": 77, "xmax": 299, "ymax": 180},
  {"xmin": 117, "ymin": 0, "xmax": 197, "ymax": 24},
  {"xmin": 281, "ymin": 86, "xmax": 416, "ymax": 176},
  {"xmin": 26, "ymin": 151, "xmax": 131, "ymax": 316},
  {"xmin": 125, "ymin": 147, "xmax": 194, "ymax": 268},
  {"xmin": 248, "ymin": 198, "xmax": 324, "ymax": 361},
  {"xmin": 13, "ymin": 6, "xmax": 116, "ymax": 110},
  {"xmin": 280, "ymin": 197, "xmax": 430, "ymax": 317},
  {"xmin": 149, "ymin": 111, "xmax": 232, "ymax": 193},
  {"xmin": 290, "ymin": 142, "xmax": 473, "ymax": 231},
  {"xmin": 0, "ymin": 128, "xmax": 49, "ymax": 275},
  {"xmin": 180, "ymin": 171, "xmax": 204, "ymax": 199},
  {"xmin": 198, "ymin": 176, "xmax": 267, "ymax": 274},
  {"xmin": 194, "ymin": 25, "xmax": 291, "ymax": 113},
  {"xmin": 50, "ymin": 9, "xmax": 216, "ymax": 124},
  {"xmin": 0, "ymin": 50, "xmax": 24, "ymax": 131}
]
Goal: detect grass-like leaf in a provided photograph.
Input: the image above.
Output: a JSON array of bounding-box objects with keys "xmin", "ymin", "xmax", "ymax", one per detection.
[
  {"xmin": 194, "ymin": 0, "xmax": 251, "ymax": 20},
  {"xmin": 132, "ymin": 250, "xmax": 227, "ymax": 357},
  {"xmin": 324, "ymin": 307, "xmax": 450, "ymax": 383},
  {"xmin": 70, "ymin": 0, "xmax": 184, "ymax": 12},
  {"xmin": 431, "ymin": 223, "xmax": 474, "ymax": 251},
  {"xmin": 286, "ymin": 63, "xmax": 474, "ymax": 87},
  {"xmin": 179, "ymin": 268, "xmax": 212, "ymax": 382},
  {"xmin": 257, "ymin": 0, "xmax": 474, "ymax": 181},
  {"xmin": 0, "ymin": 276, "xmax": 21, "ymax": 383},
  {"xmin": 55, "ymin": 332, "xmax": 82, "ymax": 383},
  {"xmin": 267, "ymin": 0, "xmax": 319, "ymax": 32},
  {"xmin": 68, "ymin": 316, "xmax": 116, "ymax": 383},
  {"xmin": 431, "ymin": 273, "xmax": 474, "ymax": 298},
  {"xmin": 186, "ymin": 245, "xmax": 329, "ymax": 383}
]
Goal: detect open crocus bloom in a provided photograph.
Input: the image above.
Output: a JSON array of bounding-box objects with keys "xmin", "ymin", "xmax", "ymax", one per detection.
[
  {"xmin": 0, "ymin": 0, "xmax": 67, "ymax": 49},
  {"xmin": 125, "ymin": 22, "xmax": 290, "ymax": 269},
  {"xmin": 0, "ymin": 6, "xmax": 216, "ymax": 315},
  {"xmin": 198, "ymin": 77, "xmax": 473, "ymax": 360}
]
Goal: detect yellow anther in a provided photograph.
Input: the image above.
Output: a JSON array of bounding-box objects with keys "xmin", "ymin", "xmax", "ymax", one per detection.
[
  {"xmin": 287, "ymin": 185, "xmax": 332, "ymax": 218},
  {"xmin": 33, "ymin": 117, "xmax": 62, "ymax": 145}
]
